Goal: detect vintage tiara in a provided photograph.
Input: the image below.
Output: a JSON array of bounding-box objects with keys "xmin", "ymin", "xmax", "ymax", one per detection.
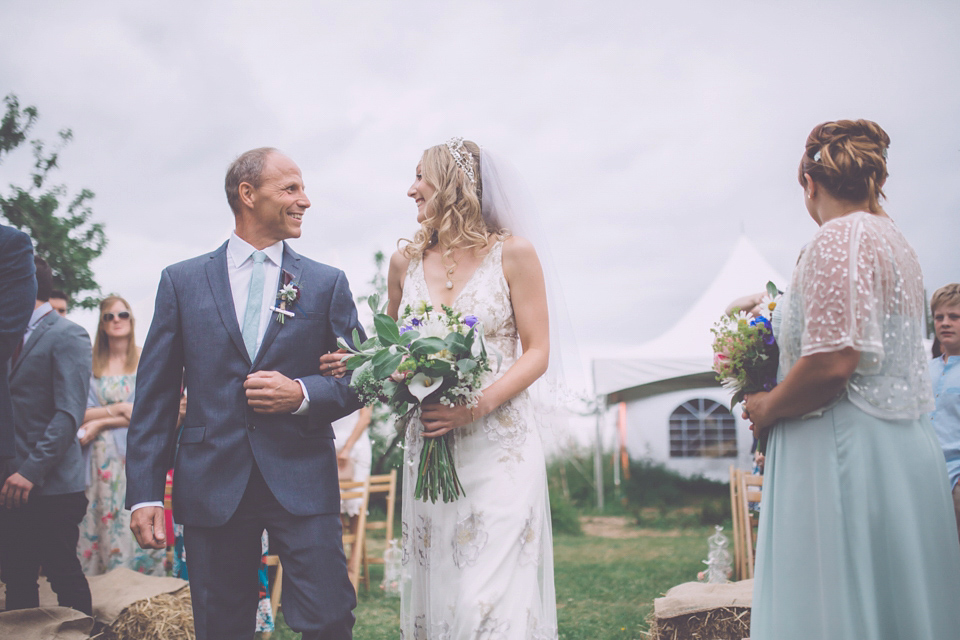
[{"xmin": 445, "ymin": 136, "xmax": 477, "ymax": 184}]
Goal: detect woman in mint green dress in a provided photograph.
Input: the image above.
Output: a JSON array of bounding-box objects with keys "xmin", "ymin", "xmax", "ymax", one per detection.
[
  {"xmin": 77, "ymin": 295, "xmax": 165, "ymax": 576},
  {"xmin": 743, "ymin": 120, "xmax": 960, "ymax": 639}
]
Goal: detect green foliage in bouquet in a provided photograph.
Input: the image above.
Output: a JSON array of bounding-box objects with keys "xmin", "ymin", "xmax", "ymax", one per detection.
[{"xmin": 337, "ymin": 294, "xmax": 494, "ymax": 502}]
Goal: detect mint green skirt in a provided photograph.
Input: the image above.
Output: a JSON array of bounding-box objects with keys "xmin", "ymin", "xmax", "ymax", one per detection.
[{"xmin": 751, "ymin": 397, "xmax": 960, "ymax": 639}]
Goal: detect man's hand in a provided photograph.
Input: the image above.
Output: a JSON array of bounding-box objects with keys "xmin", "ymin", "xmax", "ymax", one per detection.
[
  {"xmin": 0, "ymin": 473, "xmax": 35, "ymax": 509},
  {"xmin": 244, "ymin": 370, "xmax": 304, "ymax": 414},
  {"xmin": 130, "ymin": 506, "xmax": 167, "ymax": 549}
]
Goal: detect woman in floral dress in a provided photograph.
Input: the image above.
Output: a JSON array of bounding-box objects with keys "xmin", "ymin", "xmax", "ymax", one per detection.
[{"xmin": 77, "ymin": 295, "xmax": 165, "ymax": 575}]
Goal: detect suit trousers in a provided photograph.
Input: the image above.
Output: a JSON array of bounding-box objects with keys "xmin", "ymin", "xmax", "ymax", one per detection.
[
  {"xmin": 183, "ymin": 464, "xmax": 355, "ymax": 640},
  {"xmin": 0, "ymin": 490, "xmax": 92, "ymax": 614}
]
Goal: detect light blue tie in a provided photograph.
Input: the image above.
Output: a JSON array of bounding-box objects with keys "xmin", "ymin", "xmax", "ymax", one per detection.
[{"xmin": 241, "ymin": 250, "xmax": 267, "ymax": 360}]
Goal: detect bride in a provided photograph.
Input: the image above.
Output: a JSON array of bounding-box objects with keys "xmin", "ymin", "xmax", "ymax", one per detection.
[{"xmin": 324, "ymin": 137, "xmax": 558, "ymax": 639}]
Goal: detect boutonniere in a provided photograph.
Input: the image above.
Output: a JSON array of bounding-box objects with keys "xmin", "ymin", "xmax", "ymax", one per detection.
[{"xmin": 269, "ymin": 270, "xmax": 301, "ymax": 324}]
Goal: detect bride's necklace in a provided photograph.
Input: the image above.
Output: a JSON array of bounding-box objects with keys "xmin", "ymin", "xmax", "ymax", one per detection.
[{"xmin": 442, "ymin": 255, "xmax": 457, "ymax": 290}]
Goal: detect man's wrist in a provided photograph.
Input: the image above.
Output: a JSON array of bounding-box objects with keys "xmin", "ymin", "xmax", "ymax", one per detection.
[
  {"xmin": 131, "ymin": 501, "xmax": 164, "ymax": 512},
  {"xmin": 292, "ymin": 378, "xmax": 310, "ymax": 415}
]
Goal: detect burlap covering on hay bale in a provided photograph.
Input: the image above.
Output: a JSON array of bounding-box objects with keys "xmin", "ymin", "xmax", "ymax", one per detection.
[
  {"xmin": 88, "ymin": 568, "xmax": 192, "ymax": 640},
  {"xmin": 647, "ymin": 579, "xmax": 753, "ymax": 640},
  {"xmin": 0, "ymin": 606, "xmax": 94, "ymax": 640}
]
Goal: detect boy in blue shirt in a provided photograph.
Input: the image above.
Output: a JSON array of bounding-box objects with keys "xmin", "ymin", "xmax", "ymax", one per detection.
[{"xmin": 930, "ymin": 283, "xmax": 960, "ymax": 544}]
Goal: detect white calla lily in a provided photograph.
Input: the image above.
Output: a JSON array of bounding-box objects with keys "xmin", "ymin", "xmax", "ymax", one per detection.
[{"xmin": 408, "ymin": 372, "xmax": 442, "ymax": 401}]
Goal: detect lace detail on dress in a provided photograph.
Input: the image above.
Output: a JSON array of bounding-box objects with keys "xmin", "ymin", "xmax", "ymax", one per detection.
[
  {"xmin": 779, "ymin": 212, "xmax": 934, "ymax": 418},
  {"xmin": 452, "ymin": 509, "xmax": 489, "ymax": 568},
  {"xmin": 518, "ymin": 508, "xmax": 542, "ymax": 567},
  {"xmin": 483, "ymin": 396, "xmax": 529, "ymax": 461}
]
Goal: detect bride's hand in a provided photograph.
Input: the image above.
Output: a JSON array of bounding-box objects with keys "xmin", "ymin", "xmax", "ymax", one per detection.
[
  {"xmin": 420, "ymin": 403, "xmax": 480, "ymax": 437},
  {"xmin": 319, "ymin": 350, "xmax": 348, "ymax": 378}
]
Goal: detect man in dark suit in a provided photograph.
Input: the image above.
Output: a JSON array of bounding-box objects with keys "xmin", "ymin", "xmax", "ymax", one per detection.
[
  {"xmin": 0, "ymin": 256, "xmax": 92, "ymax": 614},
  {"xmin": 0, "ymin": 223, "xmax": 37, "ymax": 459},
  {"xmin": 127, "ymin": 148, "xmax": 363, "ymax": 640}
]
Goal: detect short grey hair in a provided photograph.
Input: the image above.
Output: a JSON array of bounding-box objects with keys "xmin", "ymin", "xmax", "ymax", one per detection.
[{"xmin": 225, "ymin": 147, "xmax": 278, "ymax": 214}]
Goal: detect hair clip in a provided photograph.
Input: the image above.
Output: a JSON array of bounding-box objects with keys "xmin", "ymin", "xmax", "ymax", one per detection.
[
  {"xmin": 445, "ymin": 137, "xmax": 476, "ymax": 184},
  {"xmin": 813, "ymin": 150, "xmax": 822, "ymax": 162}
]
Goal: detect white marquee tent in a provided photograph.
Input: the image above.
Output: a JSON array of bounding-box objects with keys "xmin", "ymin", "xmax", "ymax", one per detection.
[{"xmin": 591, "ymin": 236, "xmax": 789, "ymax": 481}]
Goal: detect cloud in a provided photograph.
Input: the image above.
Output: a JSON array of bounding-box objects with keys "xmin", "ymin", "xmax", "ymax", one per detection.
[{"xmin": 2, "ymin": 0, "xmax": 958, "ymax": 386}]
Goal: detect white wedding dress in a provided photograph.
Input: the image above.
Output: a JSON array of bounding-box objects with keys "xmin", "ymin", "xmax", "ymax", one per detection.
[{"xmin": 399, "ymin": 240, "xmax": 558, "ymax": 640}]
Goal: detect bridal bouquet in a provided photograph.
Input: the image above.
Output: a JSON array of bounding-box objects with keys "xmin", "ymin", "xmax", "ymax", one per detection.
[
  {"xmin": 337, "ymin": 296, "xmax": 494, "ymax": 502},
  {"xmin": 711, "ymin": 282, "xmax": 781, "ymax": 454}
]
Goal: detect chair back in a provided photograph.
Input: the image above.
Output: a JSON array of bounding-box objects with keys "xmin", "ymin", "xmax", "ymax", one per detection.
[
  {"xmin": 340, "ymin": 477, "xmax": 372, "ymax": 593},
  {"xmin": 739, "ymin": 472, "xmax": 763, "ymax": 579},
  {"xmin": 360, "ymin": 469, "xmax": 398, "ymax": 589}
]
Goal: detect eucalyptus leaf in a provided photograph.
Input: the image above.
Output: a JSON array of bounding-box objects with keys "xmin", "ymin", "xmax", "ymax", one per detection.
[
  {"xmin": 457, "ymin": 359, "xmax": 477, "ymax": 373},
  {"xmin": 373, "ymin": 352, "xmax": 405, "ymax": 380},
  {"xmin": 374, "ymin": 313, "xmax": 401, "ymax": 345},
  {"xmin": 367, "ymin": 293, "xmax": 380, "ymax": 315},
  {"xmin": 766, "ymin": 281, "xmax": 779, "ymax": 298},
  {"xmin": 445, "ymin": 332, "xmax": 469, "ymax": 353},
  {"xmin": 346, "ymin": 355, "xmax": 367, "ymax": 371},
  {"xmin": 400, "ymin": 330, "xmax": 420, "ymax": 345},
  {"xmin": 409, "ymin": 336, "xmax": 448, "ymax": 356},
  {"xmin": 352, "ymin": 328, "xmax": 363, "ymax": 350}
]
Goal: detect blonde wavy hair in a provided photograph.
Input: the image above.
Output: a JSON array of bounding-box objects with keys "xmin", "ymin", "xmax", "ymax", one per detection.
[
  {"xmin": 401, "ymin": 139, "xmax": 507, "ymax": 263},
  {"xmin": 798, "ymin": 119, "xmax": 890, "ymax": 213},
  {"xmin": 92, "ymin": 295, "xmax": 140, "ymax": 378}
]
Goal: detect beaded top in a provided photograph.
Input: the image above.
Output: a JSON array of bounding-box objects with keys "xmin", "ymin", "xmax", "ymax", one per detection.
[{"xmin": 778, "ymin": 211, "xmax": 934, "ymax": 418}]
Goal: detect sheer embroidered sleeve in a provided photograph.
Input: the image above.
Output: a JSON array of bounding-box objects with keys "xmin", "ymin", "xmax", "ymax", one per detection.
[{"xmin": 799, "ymin": 214, "xmax": 883, "ymax": 362}]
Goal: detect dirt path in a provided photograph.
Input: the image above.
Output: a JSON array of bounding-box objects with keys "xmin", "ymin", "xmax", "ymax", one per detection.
[{"xmin": 579, "ymin": 516, "xmax": 685, "ymax": 538}]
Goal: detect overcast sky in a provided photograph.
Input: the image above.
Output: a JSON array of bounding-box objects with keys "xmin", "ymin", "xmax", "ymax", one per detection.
[{"xmin": 2, "ymin": 0, "xmax": 958, "ymax": 391}]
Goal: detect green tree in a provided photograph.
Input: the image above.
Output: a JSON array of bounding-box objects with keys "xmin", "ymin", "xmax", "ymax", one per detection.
[{"xmin": 0, "ymin": 94, "xmax": 106, "ymax": 309}]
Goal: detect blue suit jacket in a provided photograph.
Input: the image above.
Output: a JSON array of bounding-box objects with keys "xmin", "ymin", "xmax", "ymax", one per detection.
[
  {"xmin": 126, "ymin": 241, "xmax": 364, "ymax": 526},
  {"xmin": 0, "ymin": 224, "xmax": 37, "ymax": 459}
]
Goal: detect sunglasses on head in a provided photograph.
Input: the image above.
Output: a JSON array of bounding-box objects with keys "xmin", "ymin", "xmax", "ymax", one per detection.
[{"xmin": 103, "ymin": 311, "xmax": 131, "ymax": 322}]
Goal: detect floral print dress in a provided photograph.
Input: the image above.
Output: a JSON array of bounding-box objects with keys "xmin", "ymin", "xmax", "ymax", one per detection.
[{"xmin": 77, "ymin": 374, "xmax": 166, "ymax": 576}]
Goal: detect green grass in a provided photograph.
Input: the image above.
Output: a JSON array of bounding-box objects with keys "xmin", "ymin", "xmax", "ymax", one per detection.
[{"xmin": 265, "ymin": 523, "xmax": 718, "ymax": 639}]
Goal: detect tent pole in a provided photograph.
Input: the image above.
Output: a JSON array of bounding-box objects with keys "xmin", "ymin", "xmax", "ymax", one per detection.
[{"xmin": 595, "ymin": 395, "xmax": 605, "ymax": 511}]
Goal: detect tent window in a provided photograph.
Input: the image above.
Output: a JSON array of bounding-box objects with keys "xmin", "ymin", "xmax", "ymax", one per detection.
[{"xmin": 669, "ymin": 398, "xmax": 737, "ymax": 458}]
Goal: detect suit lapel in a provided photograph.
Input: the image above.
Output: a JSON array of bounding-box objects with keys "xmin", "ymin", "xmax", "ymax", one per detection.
[
  {"xmin": 204, "ymin": 242, "xmax": 251, "ymax": 365},
  {"xmin": 253, "ymin": 242, "xmax": 303, "ymax": 367},
  {"xmin": 10, "ymin": 312, "xmax": 57, "ymax": 378}
]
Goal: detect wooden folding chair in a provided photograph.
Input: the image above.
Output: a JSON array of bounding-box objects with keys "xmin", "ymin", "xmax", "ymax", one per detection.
[
  {"xmin": 340, "ymin": 477, "xmax": 372, "ymax": 594},
  {"xmin": 739, "ymin": 472, "xmax": 763, "ymax": 579},
  {"xmin": 263, "ymin": 476, "xmax": 372, "ymax": 625},
  {"xmin": 360, "ymin": 469, "xmax": 398, "ymax": 590},
  {"xmin": 729, "ymin": 466, "xmax": 744, "ymax": 580}
]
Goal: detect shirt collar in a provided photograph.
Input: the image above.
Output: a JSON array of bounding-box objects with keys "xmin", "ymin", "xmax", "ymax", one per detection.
[
  {"xmin": 228, "ymin": 232, "xmax": 284, "ymax": 269},
  {"xmin": 29, "ymin": 302, "xmax": 53, "ymax": 329}
]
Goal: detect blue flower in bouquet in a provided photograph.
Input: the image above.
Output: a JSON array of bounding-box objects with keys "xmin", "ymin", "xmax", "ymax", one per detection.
[
  {"xmin": 750, "ymin": 316, "xmax": 776, "ymax": 345},
  {"xmin": 463, "ymin": 315, "xmax": 479, "ymax": 328},
  {"xmin": 410, "ymin": 317, "xmax": 421, "ymax": 326}
]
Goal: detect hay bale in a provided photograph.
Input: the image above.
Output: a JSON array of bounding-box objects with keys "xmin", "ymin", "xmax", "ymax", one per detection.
[
  {"xmin": 646, "ymin": 605, "xmax": 750, "ymax": 640},
  {"xmin": 646, "ymin": 580, "xmax": 753, "ymax": 640},
  {"xmin": 95, "ymin": 586, "xmax": 194, "ymax": 640}
]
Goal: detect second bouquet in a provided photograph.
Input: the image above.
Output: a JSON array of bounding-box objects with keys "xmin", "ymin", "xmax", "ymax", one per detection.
[{"xmin": 337, "ymin": 295, "xmax": 495, "ymax": 503}]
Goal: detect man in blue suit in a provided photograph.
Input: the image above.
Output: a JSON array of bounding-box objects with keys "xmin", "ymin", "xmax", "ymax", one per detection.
[
  {"xmin": 0, "ymin": 224, "xmax": 37, "ymax": 460},
  {"xmin": 126, "ymin": 148, "xmax": 363, "ymax": 639}
]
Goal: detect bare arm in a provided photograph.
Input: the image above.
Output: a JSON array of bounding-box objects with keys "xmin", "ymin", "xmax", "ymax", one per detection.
[
  {"xmin": 743, "ymin": 347, "xmax": 860, "ymax": 431},
  {"xmin": 339, "ymin": 405, "xmax": 373, "ymax": 454},
  {"xmin": 421, "ymin": 237, "xmax": 549, "ymax": 436},
  {"xmin": 725, "ymin": 292, "xmax": 765, "ymax": 317},
  {"xmin": 386, "ymin": 250, "xmax": 410, "ymax": 321}
]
